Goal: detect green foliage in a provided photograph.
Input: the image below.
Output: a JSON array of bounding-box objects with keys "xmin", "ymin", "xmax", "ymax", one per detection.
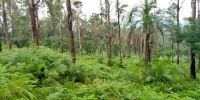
[
  {"xmin": 83, "ymin": 41, "xmax": 96, "ymax": 54},
  {"xmin": 158, "ymin": 45, "xmax": 176, "ymax": 58},
  {"xmin": 112, "ymin": 42, "xmax": 119, "ymax": 56},
  {"xmin": 12, "ymin": 35, "xmax": 31, "ymax": 48},
  {"xmin": 184, "ymin": 18, "xmax": 200, "ymax": 54},
  {"xmin": 143, "ymin": 59, "xmax": 189, "ymax": 84},
  {"xmin": 0, "ymin": 47, "xmax": 199, "ymax": 99},
  {"xmin": 42, "ymin": 36, "xmax": 69, "ymax": 52}
]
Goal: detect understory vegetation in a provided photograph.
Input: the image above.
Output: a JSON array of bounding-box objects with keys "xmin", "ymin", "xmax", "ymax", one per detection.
[{"xmin": 0, "ymin": 47, "xmax": 200, "ymax": 100}]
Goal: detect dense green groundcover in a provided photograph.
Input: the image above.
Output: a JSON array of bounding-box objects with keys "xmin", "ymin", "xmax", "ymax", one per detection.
[{"xmin": 0, "ymin": 47, "xmax": 200, "ymax": 100}]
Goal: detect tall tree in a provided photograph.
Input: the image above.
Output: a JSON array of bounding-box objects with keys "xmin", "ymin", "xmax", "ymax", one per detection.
[
  {"xmin": 177, "ymin": 0, "xmax": 180, "ymax": 64},
  {"xmin": 144, "ymin": 0, "xmax": 154, "ymax": 66},
  {"xmin": 198, "ymin": 0, "xmax": 200, "ymax": 70},
  {"xmin": 190, "ymin": 0, "xmax": 196, "ymax": 79},
  {"xmin": 116, "ymin": 0, "xmax": 128, "ymax": 64},
  {"xmin": 105, "ymin": 0, "xmax": 112, "ymax": 61},
  {"xmin": 116, "ymin": 0, "xmax": 122, "ymax": 64},
  {"xmin": 2, "ymin": 0, "xmax": 11, "ymax": 49},
  {"xmin": 29, "ymin": 0, "xmax": 40, "ymax": 46},
  {"xmin": 73, "ymin": 0, "xmax": 83, "ymax": 54},
  {"xmin": 66, "ymin": 0, "xmax": 76, "ymax": 63}
]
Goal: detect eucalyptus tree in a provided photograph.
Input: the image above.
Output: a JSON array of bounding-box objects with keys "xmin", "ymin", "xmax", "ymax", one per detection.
[
  {"xmin": 73, "ymin": 0, "xmax": 83, "ymax": 54},
  {"xmin": 88, "ymin": 13, "xmax": 106, "ymax": 55},
  {"xmin": 182, "ymin": 0, "xmax": 199, "ymax": 79},
  {"xmin": 190, "ymin": 0, "xmax": 196, "ymax": 79},
  {"xmin": 66, "ymin": 0, "xmax": 76, "ymax": 63},
  {"xmin": 176, "ymin": 0, "xmax": 180, "ymax": 64},
  {"xmin": 29, "ymin": 0, "xmax": 40, "ymax": 46},
  {"xmin": 43, "ymin": 0, "xmax": 64, "ymax": 52},
  {"xmin": 105, "ymin": 0, "xmax": 112, "ymax": 62},
  {"xmin": 166, "ymin": 3, "xmax": 176, "ymax": 62},
  {"xmin": 116, "ymin": 0, "xmax": 128, "ymax": 64},
  {"xmin": 1, "ymin": 0, "xmax": 11, "ymax": 49}
]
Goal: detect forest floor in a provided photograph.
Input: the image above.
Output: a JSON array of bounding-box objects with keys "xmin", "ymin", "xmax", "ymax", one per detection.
[{"xmin": 0, "ymin": 47, "xmax": 200, "ymax": 100}]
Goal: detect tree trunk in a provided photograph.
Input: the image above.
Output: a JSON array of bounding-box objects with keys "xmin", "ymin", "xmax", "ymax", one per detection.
[
  {"xmin": 59, "ymin": 19, "xmax": 64, "ymax": 53},
  {"xmin": 67, "ymin": 0, "xmax": 76, "ymax": 63},
  {"xmin": 29, "ymin": 0, "xmax": 40, "ymax": 46},
  {"xmin": 198, "ymin": 0, "xmax": 200, "ymax": 71},
  {"xmin": 100, "ymin": 0, "xmax": 103, "ymax": 24},
  {"xmin": 191, "ymin": 0, "xmax": 196, "ymax": 79},
  {"xmin": 2, "ymin": 0, "xmax": 11, "ymax": 50},
  {"xmin": 177, "ymin": 0, "xmax": 180, "ymax": 64},
  {"xmin": 105, "ymin": 0, "xmax": 112, "ymax": 60},
  {"xmin": 172, "ymin": 41, "xmax": 174, "ymax": 63},
  {"xmin": 190, "ymin": 50, "xmax": 196, "ymax": 79},
  {"xmin": 145, "ymin": 33, "xmax": 150, "ymax": 66},
  {"xmin": 177, "ymin": 41, "xmax": 180, "ymax": 64},
  {"xmin": 7, "ymin": 0, "xmax": 13, "ymax": 49},
  {"xmin": 77, "ymin": 13, "xmax": 82, "ymax": 55},
  {"xmin": 117, "ymin": 0, "xmax": 122, "ymax": 64}
]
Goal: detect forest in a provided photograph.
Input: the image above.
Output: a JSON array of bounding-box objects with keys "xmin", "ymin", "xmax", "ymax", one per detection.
[{"xmin": 0, "ymin": 0, "xmax": 200, "ymax": 99}]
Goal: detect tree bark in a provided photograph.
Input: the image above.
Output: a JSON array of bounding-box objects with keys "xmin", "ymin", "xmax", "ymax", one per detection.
[
  {"xmin": 59, "ymin": 19, "xmax": 64, "ymax": 53},
  {"xmin": 2, "ymin": 0, "xmax": 11, "ymax": 50},
  {"xmin": 191, "ymin": 0, "xmax": 196, "ymax": 79},
  {"xmin": 29, "ymin": 0, "xmax": 40, "ymax": 46},
  {"xmin": 198, "ymin": 0, "xmax": 200, "ymax": 71},
  {"xmin": 76, "ymin": 13, "xmax": 82, "ymax": 55},
  {"xmin": 190, "ymin": 51, "xmax": 196, "ymax": 79},
  {"xmin": 67, "ymin": 0, "xmax": 76, "ymax": 63},
  {"xmin": 172, "ymin": 41, "xmax": 174, "ymax": 63},
  {"xmin": 177, "ymin": 0, "xmax": 180, "ymax": 64},
  {"xmin": 100, "ymin": 0, "xmax": 103, "ymax": 24},
  {"xmin": 7, "ymin": 0, "xmax": 13, "ymax": 49},
  {"xmin": 145, "ymin": 33, "xmax": 150, "ymax": 66},
  {"xmin": 105, "ymin": 0, "xmax": 112, "ymax": 60},
  {"xmin": 117, "ymin": 0, "xmax": 122, "ymax": 64}
]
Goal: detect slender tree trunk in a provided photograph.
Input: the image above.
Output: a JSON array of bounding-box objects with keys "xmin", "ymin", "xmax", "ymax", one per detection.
[
  {"xmin": 105, "ymin": 0, "xmax": 112, "ymax": 60},
  {"xmin": 8, "ymin": 0, "xmax": 13, "ymax": 49},
  {"xmin": 177, "ymin": 0, "xmax": 180, "ymax": 64},
  {"xmin": 128, "ymin": 44, "xmax": 131, "ymax": 57},
  {"xmin": 145, "ymin": 33, "xmax": 150, "ymax": 66},
  {"xmin": 100, "ymin": 0, "xmax": 103, "ymax": 24},
  {"xmin": 190, "ymin": 51, "xmax": 196, "ymax": 78},
  {"xmin": 144, "ymin": 0, "xmax": 151, "ymax": 66},
  {"xmin": 172, "ymin": 40, "xmax": 174, "ymax": 63},
  {"xmin": 2, "ymin": 0, "xmax": 11, "ymax": 50},
  {"xmin": 59, "ymin": 19, "xmax": 64, "ymax": 53},
  {"xmin": 67, "ymin": 0, "xmax": 76, "ymax": 63},
  {"xmin": 77, "ymin": 13, "xmax": 82, "ymax": 55},
  {"xmin": 29, "ymin": 0, "xmax": 40, "ymax": 46},
  {"xmin": 117, "ymin": 0, "xmax": 122, "ymax": 64},
  {"xmin": 191, "ymin": 0, "xmax": 196, "ymax": 79},
  {"xmin": 198, "ymin": 0, "xmax": 200, "ymax": 70}
]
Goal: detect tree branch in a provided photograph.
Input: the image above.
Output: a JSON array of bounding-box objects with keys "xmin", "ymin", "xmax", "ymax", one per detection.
[
  {"xmin": 34, "ymin": 0, "xmax": 40, "ymax": 7},
  {"xmin": 179, "ymin": 0, "xmax": 186, "ymax": 9}
]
